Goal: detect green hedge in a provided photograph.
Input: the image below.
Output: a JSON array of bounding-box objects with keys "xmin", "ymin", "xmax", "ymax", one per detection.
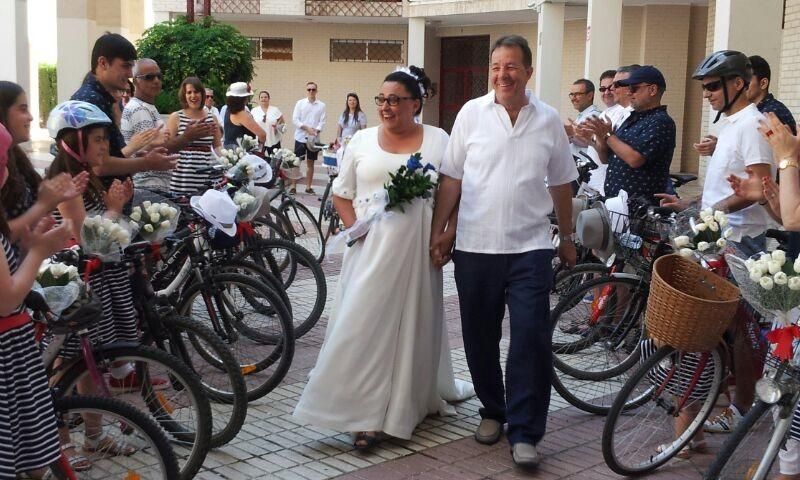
[
  {"xmin": 38, "ymin": 63, "xmax": 57, "ymax": 127},
  {"xmin": 137, "ymin": 16, "xmax": 254, "ymax": 114}
]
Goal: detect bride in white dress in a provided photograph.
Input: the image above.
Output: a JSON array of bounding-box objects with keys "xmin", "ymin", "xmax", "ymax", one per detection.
[{"xmin": 293, "ymin": 66, "xmax": 473, "ymax": 448}]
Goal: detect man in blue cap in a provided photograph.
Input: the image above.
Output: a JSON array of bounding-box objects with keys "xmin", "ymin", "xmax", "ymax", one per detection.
[{"xmin": 583, "ymin": 65, "xmax": 676, "ymax": 204}]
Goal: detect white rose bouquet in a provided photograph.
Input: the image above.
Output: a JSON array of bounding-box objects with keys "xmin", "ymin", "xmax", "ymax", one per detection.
[
  {"xmin": 238, "ymin": 134, "xmax": 259, "ymax": 153},
  {"xmin": 130, "ymin": 200, "xmax": 180, "ymax": 242},
  {"xmin": 672, "ymin": 208, "xmax": 734, "ymax": 260},
  {"xmin": 37, "ymin": 259, "xmax": 79, "ymax": 287},
  {"xmin": 232, "ymin": 186, "xmax": 267, "ymax": 222},
  {"xmin": 214, "ymin": 146, "xmax": 247, "ymax": 169},
  {"xmin": 80, "ymin": 215, "xmax": 134, "ymax": 262}
]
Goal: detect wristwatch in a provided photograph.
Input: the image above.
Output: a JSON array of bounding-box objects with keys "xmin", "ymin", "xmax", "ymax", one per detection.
[
  {"xmin": 779, "ymin": 158, "xmax": 799, "ymax": 170},
  {"xmin": 559, "ymin": 233, "xmax": 576, "ymax": 243}
]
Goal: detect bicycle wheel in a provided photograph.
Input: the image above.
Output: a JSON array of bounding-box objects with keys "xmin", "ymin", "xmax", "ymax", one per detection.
[
  {"xmin": 278, "ymin": 199, "xmax": 325, "ymax": 262},
  {"xmin": 163, "ymin": 315, "xmax": 248, "ymax": 448},
  {"xmin": 56, "ymin": 345, "xmax": 212, "ymax": 480},
  {"xmin": 214, "ymin": 257, "xmax": 293, "ymax": 319},
  {"xmin": 53, "ymin": 395, "xmax": 180, "ymax": 479},
  {"xmin": 552, "ymin": 361, "xmax": 643, "ymax": 416},
  {"xmin": 602, "ymin": 344, "xmax": 724, "ymax": 476},
  {"xmin": 704, "ymin": 400, "xmax": 792, "ymax": 479},
  {"xmin": 553, "ymin": 262, "xmax": 609, "ymax": 302},
  {"xmin": 235, "ymin": 238, "xmax": 327, "ymax": 338},
  {"xmin": 179, "ymin": 272, "xmax": 295, "ymax": 401},
  {"xmin": 317, "ymin": 179, "xmax": 332, "ymax": 227},
  {"xmin": 551, "ymin": 276, "xmax": 647, "ymax": 380}
]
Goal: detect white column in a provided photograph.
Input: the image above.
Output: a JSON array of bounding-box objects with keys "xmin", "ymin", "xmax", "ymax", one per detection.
[
  {"xmin": 408, "ymin": 17, "xmax": 426, "ymax": 68},
  {"xmin": 0, "ymin": 0, "xmax": 31, "ymax": 92},
  {"xmin": 534, "ymin": 1, "xmax": 565, "ymax": 109},
  {"xmin": 584, "ymin": 0, "xmax": 621, "ymax": 84},
  {"xmin": 56, "ymin": 0, "xmax": 93, "ymax": 102}
]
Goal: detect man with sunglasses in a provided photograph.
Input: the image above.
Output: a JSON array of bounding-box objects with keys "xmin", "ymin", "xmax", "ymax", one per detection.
[
  {"xmin": 598, "ymin": 70, "xmax": 616, "ymax": 108},
  {"xmin": 204, "ymin": 88, "xmax": 222, "ymax": 125},
  {"xmin": 582, "ymin": 65, "xmax": 675, "ymax": 204},
  {"xmin": 292, "ymin": 81, "xmax": 326, "ymax": 195}
]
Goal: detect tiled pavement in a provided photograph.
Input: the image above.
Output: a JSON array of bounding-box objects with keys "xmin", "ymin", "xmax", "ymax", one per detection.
[{"xmin": 193, "ymin": 243, "xmax": 717, "ymax": 480}]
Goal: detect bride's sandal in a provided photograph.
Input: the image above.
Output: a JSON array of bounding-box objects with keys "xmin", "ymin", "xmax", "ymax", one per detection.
[
  {"xmin": 84, "ymin": 433, "xmax": 137, "ymax": 456},
  {"xmin": 353, "ymin": 431, "xmax": 380, "ymax": 450}
]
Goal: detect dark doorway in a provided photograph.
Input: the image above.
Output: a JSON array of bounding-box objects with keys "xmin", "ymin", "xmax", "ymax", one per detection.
[{"xmin": 439, "ymin": 35, "xmax": 490, "ymax": 133}]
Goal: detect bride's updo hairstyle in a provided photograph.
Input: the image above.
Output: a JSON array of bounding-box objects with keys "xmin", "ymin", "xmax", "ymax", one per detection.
[{"xmin": 383, "ymin": 66, "xmax": 435, "ymax": 116}]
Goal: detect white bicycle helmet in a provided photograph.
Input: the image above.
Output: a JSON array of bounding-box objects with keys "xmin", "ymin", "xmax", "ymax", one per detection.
[{"xmin": 47, "ymin": 101, "xmax": 112, "ymax": 139}]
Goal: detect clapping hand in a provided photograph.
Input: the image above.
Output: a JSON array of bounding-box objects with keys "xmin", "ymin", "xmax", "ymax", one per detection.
[
  {"xmin": 38, "ymin": 172, "xmax": 89, "ymax": 209},
  {"xmin": 127, "ymin": 128, "xmax": 161, "ymax": 153},
  {"xmin": 564, "ymin": 119, "xmax": 575, "ymax": 139},
  {"xmin": 759, "ymin": 112, "xmax": 800, "ymax": 161},
  {"xmin": 728, "ymin": 166, "xmax": 767, "ymax": 203},
  {"xmin": 183, "ymin": 120, "xmax": 216, "ymax": 142},
  {"xmin": 763, "ymin": 175, "xmax": 781, "ymax": 216},
  {"xmin": 582, "ymin": 116, "xmax": 613, "ymax": 141},
  {"xmin": 21, "ymin": 216, "xmax": 73, "ymax": 257},
  {"xmin": 103, "ymin": 178, "xmax": 133, "ymax": 214},
  {"xmin": 143, "ymin": 147, "xmax": 179, "ymax": 172}
]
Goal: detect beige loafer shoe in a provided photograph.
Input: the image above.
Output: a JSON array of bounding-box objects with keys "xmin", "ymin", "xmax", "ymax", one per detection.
[
  {"xmin": 511, "ymin": 442, "xmax": 540, "ymax": 468},
  {"xmin": 474, "ymin": 418, "xmax": 502, "ymax": 445}
]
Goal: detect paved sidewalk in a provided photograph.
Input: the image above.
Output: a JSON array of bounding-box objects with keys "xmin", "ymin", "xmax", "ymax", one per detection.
[{"xmin": 193, "ymin": 246, "xmax": 715, "ymax": 480}]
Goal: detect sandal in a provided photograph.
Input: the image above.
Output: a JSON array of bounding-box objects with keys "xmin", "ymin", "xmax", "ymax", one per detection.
[
  {"xmin": 84, "ymin": 434, "xmax": 138, "ymax": 456},
  {"xmin": 305, "ymin": 188, "xmax": 317, "ymax": 195},
  {"xmin": 353, "ymin": 431, "xmax": 380, "ymax": 450},
  {"xmin": 62, "ymin": 442, "xmax": 92, "ymax": 471},
  {"xmin": 289, "ymin": 187, "xmax": 297, "ymax": 195}
]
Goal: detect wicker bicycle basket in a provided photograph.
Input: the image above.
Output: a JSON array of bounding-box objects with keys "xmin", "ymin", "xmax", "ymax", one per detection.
[{"xmin": 645, "ymin": 254, "xmax": 741, "ymax": 352}]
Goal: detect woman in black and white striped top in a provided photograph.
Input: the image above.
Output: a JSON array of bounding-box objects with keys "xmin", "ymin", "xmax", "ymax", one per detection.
[
  {"xmin": 167, "ymin": 77, "xmax": 222, "ymax": 196},
  {"xmin": 0, "ymin": 122, "xmax": 71, "ymax": 480}
]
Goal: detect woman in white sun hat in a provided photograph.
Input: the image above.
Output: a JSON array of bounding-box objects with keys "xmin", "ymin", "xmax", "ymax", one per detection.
[{"xmin": 223, "ymin": 82, "xmax": 266, "ymax": 149}]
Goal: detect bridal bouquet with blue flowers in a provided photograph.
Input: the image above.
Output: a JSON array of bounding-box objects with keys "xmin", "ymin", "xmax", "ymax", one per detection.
[{"xmin": 385, "ymin": 153, "xmax": 437, "ymax": 212}]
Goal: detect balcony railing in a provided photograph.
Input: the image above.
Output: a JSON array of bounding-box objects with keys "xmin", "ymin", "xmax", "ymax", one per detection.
[
  {"xmin": 195, "ymin": 0, "xmax": 260, "ymax": 15},
  {"xmin": 305, "ymin": 0, "xmax": 402, "ymax": 17}
]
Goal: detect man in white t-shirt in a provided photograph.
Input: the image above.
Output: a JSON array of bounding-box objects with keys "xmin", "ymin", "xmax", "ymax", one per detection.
[
  {"xmin": 658, "ymin": 50, "xmax": 775, "ymax": 438},
  {"xmin": 122, "ymin": 58, "xmax": 168, "ymax": 188},
  {"xmin": 291, "ymin": 81, "xmax": 326, "ymax": 195},
  {"xmin": 431, "ymin": 35, "xmax": 577, "ymax": 469},
  {"xmin": 204, "ymin": 88, "xmax": 222, "ymax": 125}
]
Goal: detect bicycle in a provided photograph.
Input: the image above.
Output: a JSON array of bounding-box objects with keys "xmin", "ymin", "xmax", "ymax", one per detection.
[{"xmin": 317, "ymin": 148, "xmax": 342, "ymax": 242}]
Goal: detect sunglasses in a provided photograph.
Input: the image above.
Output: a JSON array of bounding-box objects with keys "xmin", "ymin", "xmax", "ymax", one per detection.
[
  {"xmin": 568, "ymin": 92, "xmax": 588, "ymax": 99},
  {"xmin": 701, "ymin": 80, "xmax": 724, "ymax": 92},
  {"xmin": 207, "ymin": 95, "xmax": 214, "ymax": 99},
  {"xmin": 135, "ymin": 73, "xmax": 163, "ymax": 81},
  {"xmin": 612, "ymin": 81, "xmax": 629, "ymax": 89},
  {"xmin": 628, "ymin": 83, "xmax": 654, "ymax": 93},
  {"xmin": 599, "ymin": 86, "xmax": 611, "ymax": 93},
  {"xmin": 307, "ymin": 88, "xmax": 317, "ymax": 92},
  {"xmin": 375, "ymin": 95, "xmax": 414, "ymax": 106}
]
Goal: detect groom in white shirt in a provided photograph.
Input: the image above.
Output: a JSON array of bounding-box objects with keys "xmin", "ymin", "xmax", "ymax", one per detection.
[{"xmin": 431, "ymin": 35, "xmax": 577, "ymax": 468}]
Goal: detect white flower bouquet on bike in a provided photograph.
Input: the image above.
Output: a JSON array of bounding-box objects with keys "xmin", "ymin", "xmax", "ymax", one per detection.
[
  {"xmin": 80, "ymin": 214, "xmax": 134, "ymax": 262},
  {"xmin": 672, "ymin": 208, "xmax": 734, "ymax": 259},
  {"xmin": 130, "ymin": 200, "xmax": 180, "ymax": 243},
  {"xmin": 34, "ymin": 256, "xmax": 84, "ymax": 317}
]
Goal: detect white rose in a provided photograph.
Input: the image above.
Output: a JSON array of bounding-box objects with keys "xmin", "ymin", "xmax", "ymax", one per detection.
[
  {"xmin": 679, "ymin": 248, "xmax": 695, "ymax": 259},
  {"xmin": 133, "ymin": 206, "xmax": 141, "ymax": 215},
  {"xmin": 757, "ymin": 260, "xmax": 770, "ymax": 275},
  {"xmin": 160, "ymin": 205, "xmax": 170, "ymax": 217},
  {"xmin": 790, "ymin": 277, "xmax": 800, "ymax": 291},
  {"xmin": 760, "ymin": 276, "xmax": 775, "ymax": 290},
  {"xmin": 716, "ymin": 238, "xmax": 727, "ymax": 249},
  {"xmin": 144, "ymin": 224, "xmax": 154, "ymax": 233},
  {"xmin": 50, "ymin": 263, "xmax": 67, "ymax": 277},
  {"xmin": 696, "ymin": 222, "xmax": 708, "ymax": 232},
  {"xmin": 775, "ymin": 271, "xmax": 789, "ymax": 285},
  {"xmin": 130, "ymin": 211, "xmax": 141, "ymax": 222},
  {"xmin": 674, "ymin": 235, "xmax": 691, "ymax": 248},
  {"xmin": 83, "ymin": 216, "xmax": 96, "ymax": 228},
  {"xmin": 160, "ymin": 220, "xmax": 171, "ymax": 230},
  {"xmin": 143, "ymin": 200, "xmax": 151, "ymax": 209},
  {"xmin": 745, "ymin": 258, "xmax": 756, "ymax": 269},
  {"xmin": 150, "ymin": 212, "xmax": 160, "ymax": 223},
  {"xmin": 769, "ymin": 260, "xmax": 783, "ymax": 275},
  {"xmin": 714, "ymin": 210, "xmax": 726, "ymax": 223},
  {"xmin": 38, "ymin": 259, "xmax": 51, "ymax": 275},
  {"xmin": 773, "ymin": 250, "xmax": 787, "ymax": 265},
  {"xmin": 698, "ymin": 241, "xmax": 710, "ymax": 252},
  {"xmin": 794, "ymin": 258, "xmax": 800, "ymax": 274},
  {"xmin": 702, "ymin": 207, "xmax": 713, "ymax": 218},
  {"xmin": 97, "ymin": 226, "xmax": 105, "ymax": 236},
  {"xmin": 719, "ymin": 216, "xmax": 729, "ymax": 227},
  {"xmin": 749, "ymin": 268, "xmax": 763, "ymax": 281},
  {"xmin": 707, "ymin": 221, "xmax": 719, "ymax": 232},
  {"xmin": 761, "ymin": 253, "xmax": 773, "ymax": 262}
]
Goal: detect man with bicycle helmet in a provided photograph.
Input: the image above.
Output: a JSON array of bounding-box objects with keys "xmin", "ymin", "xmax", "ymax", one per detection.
[{"xmin": 659, "ymin": 50, "xmax": 776, "ymax": 436}]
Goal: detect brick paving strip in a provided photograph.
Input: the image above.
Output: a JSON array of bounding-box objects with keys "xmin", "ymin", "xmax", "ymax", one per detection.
[{"xmin": 192, "ymin": 253, "xmax": 726, "ymax": 480}]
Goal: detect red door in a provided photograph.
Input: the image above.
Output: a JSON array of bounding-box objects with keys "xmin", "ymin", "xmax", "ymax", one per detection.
[{"xmin": 439, "ymin": 36, "xmax": 490, "ymax": 133}]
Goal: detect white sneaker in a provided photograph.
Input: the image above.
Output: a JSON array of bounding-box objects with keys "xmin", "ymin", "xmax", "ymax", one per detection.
[{"xmin": 704, "ymin": 404, "xmax": 743, "ymax": 433}]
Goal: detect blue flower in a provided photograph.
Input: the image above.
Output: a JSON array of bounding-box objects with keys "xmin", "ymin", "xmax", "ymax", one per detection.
[
  {"xmin": 406, "ymin": 154, "xmax": 423, "ymax": 171},
  {"xmin": 423, "ymin": 163, "xmax": 436, "ymax": 173}
]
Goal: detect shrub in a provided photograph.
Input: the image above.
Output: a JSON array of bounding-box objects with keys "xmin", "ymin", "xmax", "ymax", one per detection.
[
  {"xmin": 38, "ymin": 63, "xmax": 58, "ymax": 127},
  {"xmin": 136, "ymin": 16, "xmax": 254, "ymax": 113}
]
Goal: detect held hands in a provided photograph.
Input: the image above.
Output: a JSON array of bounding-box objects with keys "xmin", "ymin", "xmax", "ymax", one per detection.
[
  {"xmin": 693, "ymin": 135, "xmax": 717, "ymax": 156},
  {"xmin": 38, "ymin": 172, "xmax": 89, "ymax": 209},
  {"xmin": 103, "ymin": 178, "xmax": 133, "ymax": 213},
  {"xmin": 429, "ymin": 230, "xmax": 456, "ymax": 269}
]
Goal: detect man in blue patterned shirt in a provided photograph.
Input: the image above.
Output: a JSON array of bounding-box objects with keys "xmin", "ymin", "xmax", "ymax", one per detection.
[{"xmin": 583, "ymin": 65, "xmax": 675, "ymax": 203}]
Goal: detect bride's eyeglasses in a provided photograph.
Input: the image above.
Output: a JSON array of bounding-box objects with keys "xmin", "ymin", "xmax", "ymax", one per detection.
[{"xmin": 375, "ymin": 95, "xmax": 414, "ymax": 106}]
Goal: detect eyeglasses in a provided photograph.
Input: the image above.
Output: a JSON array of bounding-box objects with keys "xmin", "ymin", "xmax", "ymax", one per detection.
[
  {"xmin": 135, "ymin": 73, "xmax": 163, "ymax": 81},
  {"xmin": 307, "ymin": 88, "xmax": 317, "ymax": 92},
  {"xmin": 568, "ymin": 92, "xmax": 588, "ymax": 99},
  {"xmin": 628, "ymin": 83, "xmax": 654, "ymax": 93},
  {"xmin": 612, "ymin": 81, "xmax": 629, "ymax": 89},
  {"xmin": 207, "ymin": 95, "xmax": 214, "ymax": 99},
  {"xmin": 598, "ymin": 86, "xmax": 611, "ymax": 93},
  {"xmin": 375, "ymin": 95, "xmax": 414, "ymax": 106},
  {"xmin": 701, "ymin": 80, "xmax": 724, "ymax": 92}
]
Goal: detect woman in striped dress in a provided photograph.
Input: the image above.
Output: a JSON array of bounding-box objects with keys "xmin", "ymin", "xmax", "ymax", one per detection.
[
  {"xmin": 167, "ymin": 77, "xmax": 222, "ymax": 196},
  {"xmin": 0, "ymin": 123, "xmax": 69, "ymax": 480}
]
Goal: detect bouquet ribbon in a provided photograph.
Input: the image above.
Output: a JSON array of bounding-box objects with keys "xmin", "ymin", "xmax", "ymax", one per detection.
[
  {"xmin": 237, "ymin": 222, "xmax": 255, "ymax": 240},
  {"xmin": 326, "ymin": 190, "xmax": 392, "ymax": 253},
  {"xmin": 766, "ymin": 325, "xmax": 800, "ymax": 362},
  {"xmin": 83, "ymin": 258, "xmax": 102, "ymax": 283}
]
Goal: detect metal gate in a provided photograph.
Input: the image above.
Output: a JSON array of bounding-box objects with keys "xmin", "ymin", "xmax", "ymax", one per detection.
[{"xmin": 439, "ymin": 36, "xmax": 490, "ymax": 133}]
